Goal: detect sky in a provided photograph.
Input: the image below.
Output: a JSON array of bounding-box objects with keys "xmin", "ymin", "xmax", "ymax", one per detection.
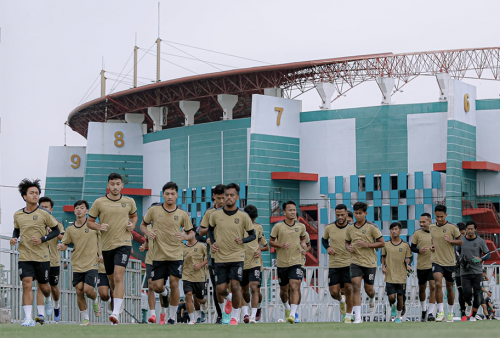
[{"xmin": 1, "ymin": 0, "xmax": 500, "ymax": 235}]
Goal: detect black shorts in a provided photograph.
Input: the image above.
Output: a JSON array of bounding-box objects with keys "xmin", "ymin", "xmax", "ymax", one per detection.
[
  {"xmin": 432, "ymin": 263, "xmax": 455, "ymax": 282},
  {"xmin": 183, "ymin": 280, "xmax": 207, "ymax": 300},
  {"xmin": 277, "ymin": 264, "xmax": 304, "ymax": 287},
  {"xmin": 417, "ymin": 268, "xmax": 434, "ymax": 286},
  {"xmin": 386, "ymin": 282, "xmax": 406, "ymax": 296},
  {"xmin": 49, "ymin": 266, "xmax": 60, "ymax": 286},
  {"xmin": 214, "ymin": 261, "xmax": 244, "ymax": 285},
  {"xmin": 241, "ymin": 267, "xmax": 261, "ymax": 287},
  {"xmin": 328, "ymin": 266, "xmax": 351, "ymax": 287},
  {"xmin": 97, "ymin": 273, "xmax": 109, "ymax": 287},
  {"xmin": 73, "ymin": 269, "xmax": 98, "ymax": 287},
  {"xmin": 151, "ymin": 260, "xmax": 183, "ymax": 281},
  {"xmin": 102, "ymin": 246, "xmax": 132, "ymax": 275},
  {"xmin": 19, "ymin": 261, "xmax": 50, "ymax": 283},
  {"xmin": 146, "ymin": 263, "xmax": 153, "ymax": 280},
  {"xmin": 350, "ymin": 264, "xmax": 376, "ymax": 285}
]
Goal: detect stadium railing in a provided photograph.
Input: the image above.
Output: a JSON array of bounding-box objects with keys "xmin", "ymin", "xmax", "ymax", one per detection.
[{"xmin": 0, "ymin": 235, "xmax": 142, "ymax": 323}]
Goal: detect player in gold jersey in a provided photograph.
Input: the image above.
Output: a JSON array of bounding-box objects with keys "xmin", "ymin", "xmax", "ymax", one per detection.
[
  {"xmin": 208, "ymin": 183, "xmax": 256, "ymax": 325},
  {"xmin": 141, "ymin": 182, "xmax": 194, "ymax": 325},
  {"xmin": 11, "ymin": 179, "xmax": 60, "ymax": 327},
  {"xmin": 381, "ymin": 222, "xmax": 413, "ymax": 323},
  {"xmin": 198, "ymin": 184, "xmax": 225, "ymax": 324},
  {"xmin": 34, "ymin": 196, "xmax": 64, "ymax": 323},
  {"xmin": 57, "ymin": 200, "xmax": 102, "ymax": 325},
  {"xmin": 322, "ymin": 204, "xmax": 352, "ymax": 322},
  {"xmin": 182, "ymin": 236, "xmax": 208, "ymax": 324},
  {"xmin": 345, "ymin": 202, "xmax": 384, "ymax": 324},
  {"xmin": 410, "ymin": 212, "xmax": 437, "ymax": 322},
  {"xmin": 87, "ymin": 173, "xmax": 138, "ymax": 325},
  {"xmin": 97, "ymin": 232, "xmax": 112, "ymax": 316},
  {"xmin": 429, "ymin": 205, "xmax": 462, "ymax": 322}
]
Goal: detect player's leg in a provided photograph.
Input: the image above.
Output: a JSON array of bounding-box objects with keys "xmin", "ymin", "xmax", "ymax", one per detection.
[
  {"xmin": 185, "ymin": 291, "xmax": 196, "ymax": 324},
  {"xmin": 471, "ymin": 274, "xmax": 483, "ymax": 319},
  {"xmin": 432, "ymin": 265, "xmax": 445, "ymax": 321},
  {"xmin": 97, "ymin": 273, "xmax": 111, "ymax": 316},
  {"xmin": 168, "ymin": 274, "xmax": 181, "ymax": 324},
  {"xmin": 278, "ymin": 267, "xmax": 291, "ymax": 319},
  {"xmin": 456, "ymin": 275, "xmax": 466, "ymax": 320},
  {"xmin": 85, "ymin": 271, "xmax": 100, "ymax": 318},
  {"xmin": 395, "ymin": 292, "xmax": 404, "ymax": 323},
  {"xmin": 146, "ymin": 277, "xmax": 156, "ymax": 323},
  {"xmin": 35, "ymin": 286, "xmax": 46, "ymax": 320},
  {"xmin": 427, "ymin": 278, "xmax": 436, "ymax": 321},
  {"xmin": 329, "ymin": 268, "xmax": 347, "ymax": 320},
  {"xmin": 193, "ymin": 283, "xmax": 207, "ymax": 323},
  {"xmin": 417, "ymin": 269, "xmax": 428, "ymax": 321},
  {"xmin": 249, "ymin": 281, "xmax": 260, "ymax": 319},
  {"xmin": 444, "ymin": 271, "xmax": 455, "ymax": 322},
  {"xmin": 287, "ymin": 278, "xmax": 301, "ymax": 323},
  {"xmin": 214, "ymin": 263, "xmax": 231, "ymax": 324},
  {"xmin": 21, "ymin": 274, "xmax": 35, "ymax": 326},
  {"xmin": 362, "ymin": 268, "xmax": 376, "ymax": 322},
  {"xmin": 209, "ymin": 262, "xmax": 223, "ymax": 322},
  {"xmin": 241, "ymin": 270, "xmax": 251, "ymax": 322},
  {"xmin": 34, "ymin": 262, "xmax": 51, "ymax": 324},
  {"xmin": 75, "ymin": 280, "xmax": 89, "ymax": 325},
  {"xmin": 50, "ymin": 267, "xmax": 60, "ymax": 319}
]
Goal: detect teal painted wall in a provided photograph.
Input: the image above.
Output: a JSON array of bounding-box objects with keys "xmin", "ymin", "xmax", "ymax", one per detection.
[
  {"xmin": 44, "ymin": 177, "xmax": 84, "ymax": 228},
  {"xmin": 445, "ymin": 120, "xmax": 476, "ymax": 223},
  {"xmin": 300, "ymin": 102, "xmax": 447, "ymax": 175},
  {"xmin": 247, "ymin": 133, "xmax": 301, "ymax": 267}
]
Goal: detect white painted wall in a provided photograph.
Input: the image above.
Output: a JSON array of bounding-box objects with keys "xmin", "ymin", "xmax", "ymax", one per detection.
[
  {"xmin": 448, "ymin": 80, "xmax": 477, "ymax": 126},
  {"xmin": 250, "ymin": 94, "xmax": 302, "ymax": 138},
  {"xmin": 299, "ymin": 119, "xmax": 356, "ymax": 204},
  {"xmin": 407, "ymin": 112, "xmax": 447, "ymax": 173},
  {"xmin": 142, "ymin": 139, "xmax": 170, "ymax": 210},
  {"xmin": 476, "ymin": 108, "xmax": 500, "ymax": 195},
  {"xmin": 86, "ymin": 122, "xmax": 144, "ymax": 156},
  {"xmin": 46, "ymin": 146, "xmax": 87, "ymax": 177}
]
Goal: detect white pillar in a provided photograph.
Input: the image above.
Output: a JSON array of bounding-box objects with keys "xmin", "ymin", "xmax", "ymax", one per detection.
[
  {"xmin": 217, "ymin": 94, "xmax": 238, "ymax": 120},
  {"xmin": 376, "ymin": 77, "xmax": 395, "ymax": 105},
  {"xmin": 147, "ymin": 107, "xmax": 162, "ymax": 132},
  {"xmin": 317, "ymin": 83, "xmax": 336, "ymax": 110},
  {"xmin": 179, "ymin": 100, "xmax": 200, "ymax": 126},
  {"xmin": 264, "ymin": 88, "xmax": 283, "ymax": 97},
  {"xmin": 436, "ymin": 73, "xmax": 451, "ymax": 101}
]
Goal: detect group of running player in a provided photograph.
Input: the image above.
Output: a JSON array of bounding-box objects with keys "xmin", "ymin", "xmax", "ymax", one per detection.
[{"xmin": 10, "ymin": 173, "xmax": 494, "ymax": 327}]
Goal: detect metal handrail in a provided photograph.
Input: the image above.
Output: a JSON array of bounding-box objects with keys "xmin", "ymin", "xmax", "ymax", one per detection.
[{"xmin": 463, "ymin": 199, "xmax": 500, "ymax": 226}]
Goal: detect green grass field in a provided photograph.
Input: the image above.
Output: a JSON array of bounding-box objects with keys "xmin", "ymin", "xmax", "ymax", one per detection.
[{"xmin": 0, "ymin": 321, "xmax": 499, "ymax": 338}]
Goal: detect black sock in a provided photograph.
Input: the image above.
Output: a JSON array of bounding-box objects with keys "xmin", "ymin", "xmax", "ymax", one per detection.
[{"xmin": 472, "ymin": 310, "xmax": 477, "ymax": 317}]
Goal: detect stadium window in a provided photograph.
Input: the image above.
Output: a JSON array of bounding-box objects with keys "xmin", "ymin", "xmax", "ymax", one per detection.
[
  {"xmin": 399, "ymin": 190, "xmax": 407, "ymax": 199},
  {"xmin": 400, "ymin": 220, "xmax": 408, "ymax": 229},
  {"xmin": 366, "ymin": 191, "xmax": 374, "ymax": 201},
  {"xmin": 390, "ymin": 175, "xmax": 398, "ymax": 190},
  {"xmin": 201, "ymin": 188, "xmax": 206, "ymax": 202},
  {"xmin": 182, "ymin": 189, "xmax": 187, "ymax": 205},
  {"xmin": 191, "ymin": 189, "xmax": 196, "ymax": 204},
  {"xmin": 187, "ymin": 204, "xmax": 191, "ymax": 213},
  {"xmin": 374, "ymin": 176, "xmax": 381, "ymax": 191},
  {"xmin": 391, "ymin": 206, "xmax": 398, "ymax": 220},
  {"xmin": 358, "ymin": 176, "xmax": 366, "ymax": 192},
  {"xmin": 373, "ymin": 206, "xmax": 381, "ymax": 221}
]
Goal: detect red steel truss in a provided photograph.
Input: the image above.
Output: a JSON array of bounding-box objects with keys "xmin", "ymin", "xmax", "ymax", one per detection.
[{"xmin": 68, "ymin": 47, "xmax": 500, "ymax": 137}]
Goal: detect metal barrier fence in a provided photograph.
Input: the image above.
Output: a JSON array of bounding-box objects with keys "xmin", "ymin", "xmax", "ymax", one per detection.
[{"xmin": 0, "ymin": 235, "xmax": 142, "ymax": 324}]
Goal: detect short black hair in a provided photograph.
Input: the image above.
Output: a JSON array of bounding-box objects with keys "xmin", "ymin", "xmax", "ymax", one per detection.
[
  {"xmin": 74, "ymin": 200, "xmax": 89, "ymax": 209},
  {"xmin": 421, "ymin": 212, "xmax": 432, "ymax": 219},
  {"xmin": 335, "ymin": 204, "xmax": 347, "ymax": 211},
  {"xmin": 225, "ymin": 183, "xmax": 240, "ymax": 194},
  {"xmin": 390, "ymin": 222, "xmax": 402, "ymax": 230},
  {"xmin": 347, "ymin": 211, "xmax": 353, "ymax": 218},
  {"xmin": 162, "ymin": 182, "xmax": 178, "ymax": 193},
  {"xmin": 108, "ymin": 173, "xmax": 123, "ymax": 182},
  {"xmin": 353, "ymin": 202, "xmax": 368, "ymax": 212},
  {"xmin": 434, "ymin": 204, "xmax": 447, "ymax": 213},
  {"xmin": 465, "ymin": 220, "xmax": 477, "ymax": 230},
  {"xmin": 244, "ymin": 205, "xmax": 258, "ymax": 220},
  {"xmin": 212, "ymin": 184, "xmax": 226, "ymax": 195},
  {"xmin": 18, "ymin": 178, "xmax": 41, "ymax": 198},
  {"xmin": 457, "ymin": 222, "xmax": 466, "ymax": 231},
  {"xmin": 282, "ymin": 200, "xmax": 296, "ymax": 211},
  {"xmin": 39, "ymin": 196, "xmax": 54, "ymax": 208}
]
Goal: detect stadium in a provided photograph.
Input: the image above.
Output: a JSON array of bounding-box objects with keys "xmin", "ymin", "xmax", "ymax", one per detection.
[{"xmin": 3, "ymin": 46, "xmax": 500, "ymax": 333}]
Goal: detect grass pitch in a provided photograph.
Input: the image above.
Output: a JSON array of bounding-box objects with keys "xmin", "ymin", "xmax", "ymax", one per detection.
[{"xmin": 0, "ymin": 321, "xmax": 499, "ymax": 338}]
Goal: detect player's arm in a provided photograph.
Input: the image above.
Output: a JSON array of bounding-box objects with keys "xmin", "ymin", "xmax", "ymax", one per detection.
[
  {"xmin": 57, "ymin": 230, "xmax": 71, "ymax": 251},
  {"xmin": 445, "ymin": 236, "xmax": 463, "ymax": 246},
  {"xmin": 87, "ymin": 216, "xmax": 103, "ymax": 231},
  {"xmin": 195, "ymin": 228, "xmax": 207, "ymax": 243},
  {"xmin": 40, "ymin": 225, "xmax": 60, "ymax": 243},
  {"xmin": 11, "ymin": 227, "xmax": 20, "ymax": 246},
  {"xmin": 127, "ymin": 212, "xmax": 138, "ymax": 231},
  {"xmin": 369, "ymin": 236, "xmax": 385, "ymax": 248},
  {"xmin": 381, "ymin": 249, "xmax": 387, "ymax": 274},
  {"xmin": 410, "ymin": 243, "xmax": 421, "ymax": 254},
  {"xmin": 198, "ymin": 210, "xmax": 211, "ymax": 236}
]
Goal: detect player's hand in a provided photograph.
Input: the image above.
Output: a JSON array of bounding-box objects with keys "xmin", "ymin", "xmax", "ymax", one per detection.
[
  {"xmin": 430, "ymin": 245, "xmax": 435, "ymax": 252},
  {"xmin": 174, "ymin": 232, "xmax": 188, "ymax": 241},
  {"xmin": 405, "ymin": 258, "xmax": 411, "ymax": 265},
  {"xmin": 254, "ymin": 250, "xmax": 261, "ymax": 258},
  {"xmin": 193, "ymin": 263, "xmax": 201, "ymax": 271},
  {"xmin": 419, "ymin": 247, "xmax": 428, "ymax": 253},
  {"xmin": 147, "ymin": 230, "xmax": 157, "ymax": 241},
  {"xmin": 206, "ymin": 238, "xmax": 211, "ymax": 245},
  {"xmin": 283, "ymin": 242, "xmax": 291, "ymax": 249},
  {"xmin": 57, "ymin": 243, "xmax": 68, "ymax": 251},
  {"xmin": 100, "ymin": 223, "xmax": 109, "ymax": 232},
  {"xmin": 443, "ymin": 234, "xmax": 450, "ymax": 242},
  {"xmin": 382, "ymin": 266, "xmax": 386, "ymax": 275},
  {"xmin": 301, "ymin": 242, "xmax": 307, "ymax": 249},
  {"xmin": 234, "ymin": 238, "xmax": 243, "ymax": 245},
  {"xmin": 327, "ymin": 247, "xmax": 336, "ymax": 255},
  {"xmin": 31, "ymin": 237, "xmax": 42, "ymax": 245},
  {"xmin": 99, "ymin": 255, "xmax": 104, "ymax": 263},
  {"xmin": 472, "ymin": 256, "xmax": 482, "ymax": 263},
  {"xmin": 126, "ymin": 221, "xmax": 134, "ymax": 232},
  {"xmin": 46, "ymin": 226, "xmax": 52, "ymax": 233},
  {"xmin": 487, "ymin": 291, "xmax": 492, "ymax": 297},
  {"xmin": 300, "ymin": 248, "xmax": 306, "ymax": 255},
  {"xmin": 356, "ymin": 239, "xmax": 368, "ymax": 248},
  {"xmin": 10, "ymin": 238, "xmax": 18, "ymax": 246},
  {"xmin": 139, "ymin": 243, "xmax": 146, "ymax": 252},
  {"xmin": 347, "ymin": 244, "xmax": 355, "ymax": 253},
  {"xmin": 211, "ymin": 242, "xmax": 219, "ymax": 253}
]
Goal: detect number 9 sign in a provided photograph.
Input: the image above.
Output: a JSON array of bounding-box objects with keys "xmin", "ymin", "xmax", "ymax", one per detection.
[{"xmin": 70, "ymin": 154, "xmax": 80, "ymax": 169}]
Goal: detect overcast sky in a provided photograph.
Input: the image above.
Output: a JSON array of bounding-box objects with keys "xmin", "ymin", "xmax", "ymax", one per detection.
[{"xmin": 1, "ymin": 0, "xmax": 500, "ymax": 234}]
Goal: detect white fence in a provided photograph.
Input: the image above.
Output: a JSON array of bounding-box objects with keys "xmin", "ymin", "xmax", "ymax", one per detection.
[{"xmin": 0, "ymin": 235, "xmax": 142, "ymax": 323}]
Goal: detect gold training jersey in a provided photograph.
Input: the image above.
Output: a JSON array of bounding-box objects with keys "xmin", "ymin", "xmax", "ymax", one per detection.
[
  {"xmin": 430, "ymin": 222, "xmax": 460, "ymax": 267},
  {"xmin": 270, "ymin": 220, "xmax": 306, "ymax": 268},
  {"xmin": 89, "ymin": 195, "xmax": 137, "ymax": 251},
  {"xmin": 200, "ymin": 205, "xmax": 217, "ymax": 256},
  {"xmin": 301, "ymin": 232, "xmax": 310, "ymax": 268},
  {"xmin": 48, "ymin": 220, "xmax": 65, "ymax": 267},
  {"xmin": 97, "ymin": 232, "xmax": 106, "ymax": 274},
  {"xmin": 145, "ymin": 224, "xmax": 154, "ymax": 265},
  {"xmin": 182, "ymin": 241, "xmax": 207, "ymax": 282},
  {"xmin": 345, "ymin": 221, "xmax": 383, "ymax": 268},
  {"xmin": 14, "ymin": 207, "xmax": 59, "ymax": 262},
  {"xmin": 323, "ymin": 222, "xmax": 351, "ymax": 268},
  {"xmin": 143, "ymin": 205, "xmax": 193, "ymax": 261},
  {"xmin": 382, "ymin": 240, "xmax": 412, "ymax": 284},
  {"xmin": 62, "ymin": 220, "xmax": 99, "ymax": 273},
  {"xmin": 244, "ymin": 222, "xmax": 264, "ymax": 270},
  {"xmin": 411, "ymin": 229, "xmax": 433, "ymax": 270},
  {"xmin": 209, "ymin": 209, "xmax": 254, "ymax": 263}
]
